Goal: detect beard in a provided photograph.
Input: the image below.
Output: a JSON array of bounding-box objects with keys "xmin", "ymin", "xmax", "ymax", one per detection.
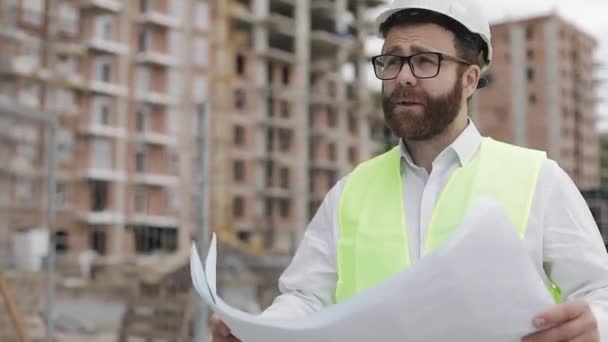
[{"xmin": 382, "ymin": 78, "xmax": 464, "ymax": 141}]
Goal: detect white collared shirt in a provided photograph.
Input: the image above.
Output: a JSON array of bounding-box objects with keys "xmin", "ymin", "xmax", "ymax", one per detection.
[{"xmin": 261, "ymin": 122, "xmax": 608, "ymax": 340}]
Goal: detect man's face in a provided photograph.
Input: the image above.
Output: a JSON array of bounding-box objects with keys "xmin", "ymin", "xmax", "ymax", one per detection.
[{"xmin": 381, "ymin": 23, "xmax": 466, "ymax": 141}]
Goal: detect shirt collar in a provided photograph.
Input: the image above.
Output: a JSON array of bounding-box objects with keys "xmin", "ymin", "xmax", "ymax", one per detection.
[{"xmin": 399, "ymin": 119, "xmax": 482, "ymax": 169}]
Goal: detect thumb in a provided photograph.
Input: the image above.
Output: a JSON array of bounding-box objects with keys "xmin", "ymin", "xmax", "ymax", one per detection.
[{"xmin": 211, "ymin": 314, "xmax": 230, "ymax": 337}]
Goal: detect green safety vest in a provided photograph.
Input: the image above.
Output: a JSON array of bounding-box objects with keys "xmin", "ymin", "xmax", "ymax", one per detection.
[{"xmin": 336, "ymin": 137, "xmax": 561, "ymax": 303}]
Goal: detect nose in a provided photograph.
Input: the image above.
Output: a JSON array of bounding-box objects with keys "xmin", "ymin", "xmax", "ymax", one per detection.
[{"xmin": 394, "ymin": 62, "xmax": 418, "ymax": 87}]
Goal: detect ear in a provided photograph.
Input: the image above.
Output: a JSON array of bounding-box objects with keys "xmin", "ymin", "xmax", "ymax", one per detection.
[{"xmin": 462, "ymin": 64, "xmax": 481, "ymax": 98}]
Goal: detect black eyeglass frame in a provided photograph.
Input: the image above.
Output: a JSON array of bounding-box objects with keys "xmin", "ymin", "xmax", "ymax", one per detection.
[{"xmin": 371, "ymin": 52, "xmax": 472, "ymax": 80}]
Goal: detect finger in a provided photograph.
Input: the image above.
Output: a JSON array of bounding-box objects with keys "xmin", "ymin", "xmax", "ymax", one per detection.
[
  {"xmin": 533, "ymin": 301, "xmax": 589, "ymax": 328},
  {"xmin": 212, "ymin": 334, "xmax": 240, "ymax": 342},
  {"xmin": 211, "ymin": 314, "xmax": 231, "ymax": 337},
  {"xmin": 570, "ymin": 311, "xmax": 600, "ymax": 342},
  {"xmin": 523, "ymin": 312, "xmax": 595, "ymax": 342},
  {"xmin": 570, "ymin": 331, "xmax": 600, "ymax": 342}
]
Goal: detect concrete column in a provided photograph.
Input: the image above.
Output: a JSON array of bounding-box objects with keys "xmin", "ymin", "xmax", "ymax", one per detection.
[
  {"xmin": 294, "ymin": 0, "xmax": 310, "ymax": 244},
  {"xmin": 178, "ymin": 0, "xmax": 196, "ymax": 254},
  {"xmin": 355, "ymin": 2, "xmax": 376, "ymax": 160},
  {"xmin": 210, "ymin": 0, "xmax": 230, "ymax": 236},
  {"xmin": 510, "ymin": 25, "xmax": 527, "ymax": 147},
  {"xmin": 252, "ymin": 0, "xmax": 269, "ymax": 231},
  {"xmin": 252, "ymin": 0, "xmax": 269, "ymax": 142},
  {"xmin": 544, "ymin": 18, "xmax": 561, "ymax": 161},
  {"xmin": 113, "ymin": 3, "xmax": 131, "ymax": 261},
  {"xmin": 335, "ymin": 0, "xmax": 348, "ymax": 35},
  {"xmin": 335, "ymin": 0, "xmax": 350, "ymax": 175}
]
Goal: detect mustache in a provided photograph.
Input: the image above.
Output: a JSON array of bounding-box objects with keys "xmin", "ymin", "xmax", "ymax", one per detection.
[{"xmin": 386, "ymin": 85, "xmax": 427, "ymax": 105}]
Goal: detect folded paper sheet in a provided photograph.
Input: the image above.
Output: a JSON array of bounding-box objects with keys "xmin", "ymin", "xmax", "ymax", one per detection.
[{"xmin": 191, "ymin": 198, "xmax": 555, "ymax": 342}]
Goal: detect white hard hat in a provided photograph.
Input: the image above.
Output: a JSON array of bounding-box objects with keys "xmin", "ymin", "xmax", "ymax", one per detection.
[{"xmin": 375, "ymin": 0, "xmax": 493, "ymax": 74}]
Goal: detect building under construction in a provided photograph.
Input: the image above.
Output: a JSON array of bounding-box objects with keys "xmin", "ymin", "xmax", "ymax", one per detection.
[
  {"xmin": 0, "ymin": 0, "xmax": 214, "ymax": 266},
  {"xmin": 207, "ymin": 0, "xmax": 388, "ymax": 258},
  {"xmin": 0, "ymin": 0, "xmax": 389, "ymax": 293},
  {"xmin": 474, "ymin": 14, "xmax": 601, "ymax": 190},
  {"xmin": 0, "ymin": 0, "xmax": 389, "ymax": 339}
]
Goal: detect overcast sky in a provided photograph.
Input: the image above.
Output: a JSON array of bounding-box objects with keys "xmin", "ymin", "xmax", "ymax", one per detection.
[{"xmin": 363, "ymin": 0, "xmax": 608, "ymax": 128}]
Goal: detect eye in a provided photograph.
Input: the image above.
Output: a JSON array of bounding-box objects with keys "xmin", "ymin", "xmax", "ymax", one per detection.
[
  {"xmin": 416, "ymin": 55, "xmax": 437, "ymax": 65},
  {"xmin": 385, "ymin": 56, "xmax": 402, "ymax": 66}
]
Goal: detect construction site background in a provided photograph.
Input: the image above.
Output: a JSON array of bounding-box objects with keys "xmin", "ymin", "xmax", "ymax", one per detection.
[{"xmin": 0, "ymin": 0, "xmax": 606, "ymax": 341}]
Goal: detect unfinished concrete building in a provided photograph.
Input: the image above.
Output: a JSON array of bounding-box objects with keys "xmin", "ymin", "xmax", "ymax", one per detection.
[
  {"xmin": 474, "ymin": 14, "xmax": 600, "ymax": 190},
  {"xmin": 0, "ymin": 0, "xmax": 389, "ymax": 273},
  {"xmin": 0, "ymin": 0, "xmax": 207, "ymax": 266},
  {"xmin": 207, "ymin": 0, "xmax": 387, "ymax": 258}
]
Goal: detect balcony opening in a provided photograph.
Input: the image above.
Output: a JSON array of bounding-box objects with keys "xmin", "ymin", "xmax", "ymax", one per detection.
[
  {"xmin": 265, "ymin": 161, "xmax": 274, "ymax": 187},
  {"xmin": 269, "ymin": 0, "xmax": 293, "ymax": 17},
  {"xmin": 138, "ymin": 29, "xmax": 149, "ymax": 52},
  {"xmin": 95, "ymin": 15, "xmax": 114, "ymax": 41},
  {"xmin": 55, "ymin": 230, "xmax": 69, "ymax": 254},
  {"xmin": 133, "ymin": 226, "xmax": 177, "ymax": 254},
  {"xmin": 234, "ymin": 89, "xmax": 246, "ymax": 110},
  {"xmin": 327, "ymin": 170, "xmax": 337, "ymax": 190},
  {"xmin": 233, "ymin": 125, "xmax": 245, "ymax": 145},
  {"xmin": 134, "ymin": 186, "xmax": 148, "ymax": 214},
  {"xmin": 90, "ymin": 180, "xmax": 108, "ymax": 212},
  {"xmin": 90, "ymin": 227, "xmax": 107, "ymax": 255},
  {"xmin": 327, "ymin": 106, "xmax": 337, "ymax": 127},
  {"xmin": 266, "ymin": 128, "xmax": 275, "ymax": 153},
  {"xmin": 269, "ymin": 32, "xmax": 294, "ymax": 53},
  {"xmin": 348, "ymin": 115, "xmax": 358, "ymax": 135},
  {"xmin": 278, "ymin": 129, "xmax": 292, "ymax": 152},
  {"xmin": 280, "ymin": 100, "xmax": 290, "ymax": 118},
  {"xmin": 527, "ymin": 67, "xmax": 535, "ymax": 82},
  {"xmin": 309, "ymin": 140, "xmax": 318, "ymax": 160},
  {"xmin": 267, "ymin": 96, "xmax": 275, "ymax": 117},
  {"xmin": 279, "ymin": 199, "xmax": 291, "ymax": 218},
  {"xmin": 100, "ymin": 61, "xmax": 111, "ymax": 82},
  {"xmin": 140, "ymin": 0, "xmax": 150, "ymax": 13},
  {"xmin": 280, "ymin": 167, "xmax": 290, "ymax": 189},
  {"xmin": 233, "ymin": 196, "xmax": 245, "ymax": 219},
  {"xmin": 237, "ymin": 230, "xmax": 252, "ymax": 243},
  {"xmin": 136, "ymin": 108, "xmax": 148, "ymax": 132},
  {"xmin": 236, "ymin": 53, "xmax": 246, "ymax": 76},
  {"xmin": 282, "ymin": 65, "xmax": 290, "ymax": 85},
  {"xmin": 100, "ymin": 103, "xmax": 110, "ymax": 125},
  {"xmin": 233, "ymin": 160, "xmax": 246, "ymax": 182},
  {"xmin": 348, "ymin": 146, "xmax": 359, "ymax": 164},
  {"xmin": 526, "ymin": 26, "xmax": 534, "ymax": 40},
  {"xmin": 135, "ymin": 145, "xmax": 148, "ymax": 173},
  {"xmin": 267, "ymin": 61, "xmax": 274, "ymax": 84},
  {"xmin": 328, "ymin": 142, "xmax": 336, "ymax": 161},
  {"xmin": 308, "ymin": 173, "xmax": 315, "ymax": 193},
  {"xmin": 265, "ymin": 198, "xmax": 274, "ymax": 216}
]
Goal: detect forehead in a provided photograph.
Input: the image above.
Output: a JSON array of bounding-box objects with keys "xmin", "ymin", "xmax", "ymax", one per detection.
[{"xmin": 382, "ymin": 23, "xmax": 456, "ymax": 55}]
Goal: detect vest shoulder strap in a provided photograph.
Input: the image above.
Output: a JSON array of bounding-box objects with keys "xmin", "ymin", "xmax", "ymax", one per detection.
[
  {"xmin": 337, "ymin": 146, "xmax": 409, "ymax": 301},
  {"xmin": 425, "ymin": 138, "xmax": 547, "ymax": 253}
]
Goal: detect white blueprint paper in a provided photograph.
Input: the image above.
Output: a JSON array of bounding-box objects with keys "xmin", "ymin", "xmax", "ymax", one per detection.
[{"xmin": 190, "ymin": 198, "xmax": 556, "ymax": 342}]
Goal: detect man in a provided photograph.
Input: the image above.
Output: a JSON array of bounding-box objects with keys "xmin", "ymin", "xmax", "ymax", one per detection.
[{"xmin": 211, "ymin": 0, "xmax": 608, "ymax": 341}]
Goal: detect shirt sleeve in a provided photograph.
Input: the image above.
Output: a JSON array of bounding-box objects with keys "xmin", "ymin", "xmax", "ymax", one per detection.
[
  {"xmin": 542, "ymin": 161, "xmax": 608, "ymax": 341},
  {"xmin": 259, "ymin": 178, "xmax": 344, "ymax": 319}
]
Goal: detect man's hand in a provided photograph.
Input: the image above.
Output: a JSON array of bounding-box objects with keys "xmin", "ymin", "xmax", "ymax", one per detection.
[
  {"xmin": 211, "ymin": 314, "xmax": 241, "ymax": 342},
  {"xmin": 522, "ymin": 300, "xmax": 598, "ymax": 342}
]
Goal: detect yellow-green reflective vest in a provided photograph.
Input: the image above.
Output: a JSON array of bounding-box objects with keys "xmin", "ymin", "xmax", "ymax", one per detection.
[{"xmin": 336, "ymin": 137, "xmax": 561, "ymax": 303}]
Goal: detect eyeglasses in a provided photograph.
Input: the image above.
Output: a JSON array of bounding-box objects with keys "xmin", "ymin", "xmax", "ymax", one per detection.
[{"xmin": 371, "ymin": 52, "xmax": 471, "ymax": 80}]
